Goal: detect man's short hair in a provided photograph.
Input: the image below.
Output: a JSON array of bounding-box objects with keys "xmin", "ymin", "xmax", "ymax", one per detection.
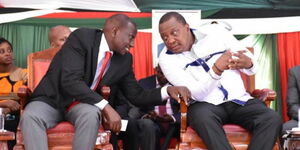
[
  {"xmin": 159, "ymin": 12, "xmax": 187, "ymax": 25},
  {"xmin": 105, "ymin": 14, "xmax": 136, "ymax": 30}
]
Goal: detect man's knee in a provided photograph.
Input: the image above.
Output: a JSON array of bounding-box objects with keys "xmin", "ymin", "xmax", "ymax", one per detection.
[
  {"xmin": 75, "ymin": 107, "xmax": 101, "ymax": 127},
  {"xmin": 20, "ymin": 109, "xmax": 44, "ymax": 129},
  {"xmin": 138, "ymin": 119, "xmax": 157, "ymax": 132},
  {"xmin": 266, "ymin": 110, "xmax": 282, "ymax": 127}
]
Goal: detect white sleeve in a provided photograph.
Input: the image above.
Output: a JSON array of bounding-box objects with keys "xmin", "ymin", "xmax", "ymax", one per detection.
[
  {"xmin": 94, "ymin": 99, "xmax": 108, "ymax": 110},
  {"xmin": 220, "ymin": 26, "xmax": 257, "ymax": 75},
  {"xmin": 159, "ymin": 55, "xmax": 220, "ymax": 101}
]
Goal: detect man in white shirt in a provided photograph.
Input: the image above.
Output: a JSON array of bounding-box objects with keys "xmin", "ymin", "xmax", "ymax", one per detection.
[{"xmin": 158, "ymin": 11, "xmax": 281, "ymax": 150}]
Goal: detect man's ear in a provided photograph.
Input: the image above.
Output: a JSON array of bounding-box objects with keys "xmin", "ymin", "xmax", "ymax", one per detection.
[
  {"xmin": 50, "ymin": 42, "xmax": 55, "ymax": 48},
  {"xmin": 111, "ymin": 26, "xmax": 118, "ymax": 37},
  {"xmin": 185, "ymin": 23, "xmax": 190, "ymax": 31}
]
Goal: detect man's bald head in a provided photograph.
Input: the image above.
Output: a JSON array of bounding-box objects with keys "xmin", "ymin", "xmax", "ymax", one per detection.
[
  {"xmin": 48, "ymin": 25, "xmax": 71, "ymax": 48},
  {"xmin": 103, "ymin": 14, "xmax": 136, "ymax": 33},
  {"xmin": 103, "ymin": 14, "xmax": 137, "ymax": 55}
]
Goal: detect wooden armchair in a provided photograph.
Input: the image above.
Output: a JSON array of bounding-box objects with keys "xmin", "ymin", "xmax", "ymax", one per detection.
[
  {"xmin": 14, "ymin": 47, "xmax": 113, "ymax": 150},
  {"xmin": 178, "ymin": 48, "xmax": 280, "ymax": 150}
]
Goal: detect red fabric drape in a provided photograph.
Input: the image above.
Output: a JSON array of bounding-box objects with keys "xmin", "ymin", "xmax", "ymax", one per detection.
[
  {"xmin": 130, "ymin": 32, "xmax": 155, "ymax": 80},
  {"xmin": 277, "ymin": 31, "xmax": 300, "ymax": 121}
]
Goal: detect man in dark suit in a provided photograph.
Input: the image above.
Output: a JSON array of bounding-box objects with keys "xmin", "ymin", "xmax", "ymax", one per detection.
[
  {"xmin": 137, "ymin": 65, "xmax": 180, "ymax": 150},
  {"xmin": 283, "ymin": 65, "xmax": 300, "ymax": 135},
  {"xmin": 20, "ymin": 14, "xmax": 190, "ymax": 150}
]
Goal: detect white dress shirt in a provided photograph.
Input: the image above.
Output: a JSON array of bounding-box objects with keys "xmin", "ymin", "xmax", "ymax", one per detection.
[
  {"xmin": 159, "ymin": 24, "xmax": 257, "ymax": 105},
  {"xmin": 93, "ymin": 34, "xmax": 112, "ymax": 110}
]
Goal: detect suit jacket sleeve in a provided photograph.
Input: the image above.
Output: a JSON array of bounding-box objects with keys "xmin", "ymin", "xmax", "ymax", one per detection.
[
  {"xmin": 170, "ymin": 99, "xmax": 180, "ymax": 124},
  {"xmin": 287, "ymin": 66, "xmax": 300, "ymax": 120},
  {"xmin": 119, "ymin": 56, "xmax": 163, "ymax": 107},
  {"xmin": 59, "ymin": 29, "xmax": 103, "ymax": 105}
]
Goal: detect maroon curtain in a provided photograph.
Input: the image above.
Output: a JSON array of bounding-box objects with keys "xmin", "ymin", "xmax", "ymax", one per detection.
[
  {"xmin": 277, "ymin": 31, "xmax": 300, "ymax": 121},
  {"xmin": 129, "ymin": 32, "xmax": 155, "ymax": 80}
]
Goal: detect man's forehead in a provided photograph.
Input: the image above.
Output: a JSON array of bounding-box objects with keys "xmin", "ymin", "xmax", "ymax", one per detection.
[{"xmin": 159, "ymin": 23, "xmax": 178, "ymax": 34}]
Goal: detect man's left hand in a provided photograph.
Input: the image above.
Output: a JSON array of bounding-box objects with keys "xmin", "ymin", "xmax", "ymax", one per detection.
[
  {"xmin": 167, "ymin": 86, "xmax": 191, "ymax": 105},
  {"xmin": 229, "ymin": 50, "xmax": 253, "ymax": 70},
  {"xmin": 157, "ymin": 114, "xmax": 174, "ymax": 122}
]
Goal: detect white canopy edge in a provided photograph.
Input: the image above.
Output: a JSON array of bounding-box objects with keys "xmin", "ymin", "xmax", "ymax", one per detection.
[
  {"xmin": 0, "ymin": 9, "xmax": 72, "ymax": 24},
  {"xmin": 0, "ymin": 0, "xmax": 140, "ymax": 12}
]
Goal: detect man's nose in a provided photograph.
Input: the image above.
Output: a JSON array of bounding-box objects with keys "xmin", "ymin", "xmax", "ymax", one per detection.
[{"xmin": 167, "ymin": 38, "xmax": 175, "ymax": 45}]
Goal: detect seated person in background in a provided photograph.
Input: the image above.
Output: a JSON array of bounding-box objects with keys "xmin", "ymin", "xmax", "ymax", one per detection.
[
  {"xmin": 48, "ymin": 25, "xmax": 71, "ymax": 49},
  {"xmin": 0, "ymin": 37, "xmax": 27, "ymax": 149},
  {"xmin": 114, "ymin": 65, "xmax": 180, "ymax": 150},
  {"xmin": 158, "ymin": 12, "xmax": 281, "ymax": 150},
  {"xmin": 138, "ymin": 65, "xmax": 180, "ymax": 150},
  {"xmin": 109, "ymin": 91, "xmax": 140, "ymax": 150},
  {"xmin": 282, "ymin": 65, "xmax": 300, "ymax": 134}
]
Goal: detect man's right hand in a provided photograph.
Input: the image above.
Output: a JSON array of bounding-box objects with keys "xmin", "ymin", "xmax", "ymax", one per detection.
[
  {"xmin": 102, "ymin": 104, "xmax": 121, "ymax": 133},
  {"xmin": 214, "ymin": 50, "xmax": 233, "ymax": 73}
]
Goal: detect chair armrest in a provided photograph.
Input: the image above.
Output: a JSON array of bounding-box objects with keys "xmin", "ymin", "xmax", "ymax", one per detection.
[
  {"xmin": 250, "ymin": 88, "xmax": 276, "ymax": 107},
  {"xmin": 180, "ymin": 99, "xmax": 188, "ymax": 133},
  {"xmin": 17, "ymin": 85, "xmax": 32, "ymax": 113}
]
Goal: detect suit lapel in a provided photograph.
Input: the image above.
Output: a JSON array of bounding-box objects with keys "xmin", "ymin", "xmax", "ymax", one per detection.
[{"xmin": 90, "ymin": 31, "xmax": 102, "ymax": 86}]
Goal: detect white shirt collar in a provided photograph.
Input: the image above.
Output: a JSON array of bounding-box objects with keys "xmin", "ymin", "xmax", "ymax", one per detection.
[{"xmin": 100, "ymin": 34, "xmax": 113, "ymax": 53}]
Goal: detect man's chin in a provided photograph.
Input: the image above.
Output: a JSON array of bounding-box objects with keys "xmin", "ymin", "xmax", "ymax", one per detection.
[
  {"xmin": 117, "ymin": 51, "xmax": 127, "ymax": 55},
  {"xmin": 169, "ymin": 49, "xmax": 183, "ymax": 54}
]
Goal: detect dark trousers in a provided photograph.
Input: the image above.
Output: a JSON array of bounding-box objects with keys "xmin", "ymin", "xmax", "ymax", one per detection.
[
  {"xmin": 5, "ymin": 111, "xmax": 20, "ymax": 150},
  {"xmin": 187, "ymin": 99, "xmax": 282, "ymax": 150},
  {"xmin": 110, "ymin": 118, "xmax": 140, "ymax": 150},
  {"xmin": 137, "ymin": 118, "xmax": 180, "ymax": 150}
]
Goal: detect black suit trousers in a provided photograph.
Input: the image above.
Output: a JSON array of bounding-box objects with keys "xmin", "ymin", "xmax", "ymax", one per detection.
[{"xmin": 187, "ymin": 99, "xmax": 282, "ymax": 150}]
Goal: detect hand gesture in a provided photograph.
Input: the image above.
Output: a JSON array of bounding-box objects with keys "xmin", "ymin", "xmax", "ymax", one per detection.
[
  {"xmin": 143, "ymin": 110, "xmax": 158, "ymax": 120},
  {"xmin": 102, "ymin": 104, "xmax": 121, "ymax": 133},
  {"xmin": 213, "ymin": 50, "xmax": 233, "ymax": 74},
  {"xmin": 167, "ymin": 86, "xmax": 191, "ymax": 105},
  {"xmin": 0, "ymin": 100, "xmax": 20, "ymax": 112},
  {"xmin": 157, "ymin": 114, "xmax": 173, "ymax": 123},
  {"xmin": 229, "ymin": 50, "xmax": 253, "ymax": 70}
]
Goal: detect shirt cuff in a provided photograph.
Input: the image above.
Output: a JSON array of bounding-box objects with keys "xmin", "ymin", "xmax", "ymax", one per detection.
[
  {"xmin": 95, "ymin": 99, "xmax": 108, "ymax": 110},
  {"xmin": 209, "ymin": 69, "xmax": 222, "ymax": 80},
  {"xmin": 161, "ymin": 86, "xmax": 170, "ymax": 101},
  {"xmin": 241, "ymin": 60, "xmax": 257, "ymax": 75}
]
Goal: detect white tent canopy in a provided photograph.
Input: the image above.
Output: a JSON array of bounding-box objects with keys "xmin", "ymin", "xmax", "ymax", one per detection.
[{"xmin": 0, "ymin": 0, "xmax": 140, "ymax": 12}]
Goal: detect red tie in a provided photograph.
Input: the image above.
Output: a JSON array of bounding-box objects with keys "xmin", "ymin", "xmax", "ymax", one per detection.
[
  {"xmin": 92, "ymin": 51, "xmax": 112, "ymax": 90},
  {"xmin": 67, "ymin": 51, "xmax": 112, "ymax": 111}
]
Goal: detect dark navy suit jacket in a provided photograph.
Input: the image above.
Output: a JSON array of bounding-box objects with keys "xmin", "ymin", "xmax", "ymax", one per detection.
[{"xmin": 138, "ymin": 75, "xmax": 180, "ymax": 124}]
